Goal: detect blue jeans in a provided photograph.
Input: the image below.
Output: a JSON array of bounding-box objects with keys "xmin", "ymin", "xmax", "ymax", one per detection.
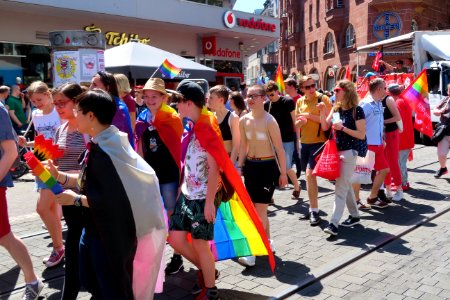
[
  {"xmin": 160, "ymin": 181, "xmax": 178, "ymax": 212},
  {"xmin": 398, "ymin": 149, "xmax": 410, "ymax": 186},
  {"xmin": 282, "ymin": 141, "xmax": 295, "ymax": 171}
]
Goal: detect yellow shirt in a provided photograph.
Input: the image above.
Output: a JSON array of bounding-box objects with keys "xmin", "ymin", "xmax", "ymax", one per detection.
[{"xmin": 296, "ymin": 92, "xmax": 332, "ymax": 144}]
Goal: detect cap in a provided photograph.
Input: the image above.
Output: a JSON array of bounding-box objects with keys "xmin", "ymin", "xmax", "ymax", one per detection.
[
  {"xmin": 395, "ymin": 60, "xmax": 404, "ymax": 65},
  {"xmin": 134, "ymin": 85, "xmax": 144, "ymax": 90},
  {"xmin": 176, "ymin": 81, "xmax": 205, "ymax": 106},
  {"xmin": 142, "ymin": 78, "xmax": 168, "ymax": 96},
  {"xmin": 387, "ymin": 83, "xmax": 402, "ymax": 95}
]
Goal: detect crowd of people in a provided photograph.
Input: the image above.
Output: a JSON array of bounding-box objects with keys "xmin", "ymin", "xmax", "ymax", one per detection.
[{"xmin": 0, "ymin": 70, "xmax": 449, "ymax": 300}]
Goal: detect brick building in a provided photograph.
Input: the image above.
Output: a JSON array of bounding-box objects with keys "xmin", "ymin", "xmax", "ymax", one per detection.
[{"xmin": 278, "ymin": 0, "xmax": 450, "ymax": 91}]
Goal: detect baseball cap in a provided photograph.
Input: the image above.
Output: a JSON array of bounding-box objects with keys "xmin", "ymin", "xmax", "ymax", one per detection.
[
  {"xmin": 176, "ymin": 81, "xmax": 205, "ymax": 106},
  {"xmin": 395, "ymin": 60, "xmax": 404, "ymax": 65}
]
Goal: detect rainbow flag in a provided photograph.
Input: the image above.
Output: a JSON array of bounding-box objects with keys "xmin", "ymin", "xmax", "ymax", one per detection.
[
  {"xmin": 186, "ymin": 107, "xmax": 275, "ymax": 271},
  {"xmin": 158, "ymin": 59, "xmax": 182, "ymax": 79},
  {"xmin": 400, "ymin": 69, "xmax": 433, "ymax": 137},
  {"xmin": 275, "ymin": 65, "xmax": 285, "ymax": 95},
  {"xmin": 24, "ymin": 152, "xmax": 63, "ymax": 195}
]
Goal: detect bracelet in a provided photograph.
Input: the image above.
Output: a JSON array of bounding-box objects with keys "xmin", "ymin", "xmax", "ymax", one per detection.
[
  {"xmin": 63, "ymin": 174, "xmax": 69, "ymax": 185},
  {"xmin": 56, "ymin": 173, "xmax": 65, "ymax": 184},
  {"xmin": 74, "ymin": 194, "xmax": 82, "ymax": 207}
]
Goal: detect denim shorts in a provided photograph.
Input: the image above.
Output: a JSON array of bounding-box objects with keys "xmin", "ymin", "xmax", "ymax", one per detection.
[
  {"xmin": 283, "ymin": 141, "xmax": 295, "ymax": 170},
  {"xmin": 160, "ymin": 181, "xmax": 178, "ymax": 212},
  {"xmin": 35, "ymin": 177, "xmax": 49, "ymax": 191},
  {"xmin": 300, "ymin": 142, "xmax": 324, "ymax": 171}
]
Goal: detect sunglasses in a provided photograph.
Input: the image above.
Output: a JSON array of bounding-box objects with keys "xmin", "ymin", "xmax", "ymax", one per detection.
[
  {"xmin": 303, "ymin": 84, "xmax": 316, "ymax": 90},
  {"xmin": 267, "ymin": 93, "xmax": 277, "ymax": 97},
  {"xmin": 334, "ymin": 87, "xmax": 343, "ymax": 93}
]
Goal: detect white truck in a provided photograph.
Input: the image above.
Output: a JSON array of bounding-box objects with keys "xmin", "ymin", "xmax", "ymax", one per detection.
[{"xmin": 356, "ymin": 30, "xmax": 450, "ymax": 143}]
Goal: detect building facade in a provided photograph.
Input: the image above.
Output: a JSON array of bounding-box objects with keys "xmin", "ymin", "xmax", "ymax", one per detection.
[
  {"xmin": 0, "ymin": 0, "xmax": 279, "ymax": 88},
  {"xmin": 279, "ymin": 0, "xmax": 450, "ymax": 91}
]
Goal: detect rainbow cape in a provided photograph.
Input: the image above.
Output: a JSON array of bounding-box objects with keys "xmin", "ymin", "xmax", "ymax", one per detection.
[
  {"xmin": 275, "ymin": 64, "xmax": 285, "ymax": 95},
  {"xmin": 187, "ymin": 107, "xmax": 275, "ymax": 271},
  {"xmin": 400, "ymin": 69, "xmax": 433, "ymax": 137},
  {"xmin": 135, "ymin": 103, "xmax": 183, "ymax": 171},
  {"xmin": 159, "ymin": 59, "xmax": 182, "ymax": 79}
]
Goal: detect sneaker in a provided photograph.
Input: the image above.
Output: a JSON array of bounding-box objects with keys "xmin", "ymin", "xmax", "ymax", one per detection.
[
  {"xmin": 357, "ymin": 200, "xmax": 371, "ymax": 210},
  {"xmin": 237, "ymin": 256, "xmax": 256, "ymax": 267},
  {"xmin": 384, "ymin": 188, "xmax": 393, "ymax": 199},
  {"xmin": 367, "ymin": 197, "xmax": 388, "ymax": 209},
  {"xmin": 341, "ymin": 215, "xmax": 361, "ymax": 227},
  {"xmin": 44, "ymin": 248, "xmax": 65, "ymax": 268},
  {"xmin": 402, "ymin": 182, "xmax": 410, "ymax": 191},
  {"xmin": 392, "ymin": 190, "xmax": 404, "ymax": 201},
  {"xmin": 192, "ymin": 269, "xmax": 220, "ymax": 295},
  {"xmin": 323, "ymin": 224, "xmax": 338, "ymax": 236},
  {"xmin": 269, "ymin": 239, "xmax": 275, "ymax": 254},
  {"xmin": 434, "ymin": 167, "xmax": 448, "ymax": 178},
  {"xmin": 309, "ymin": 211, "xmax": 322, "ymax": 226},
  {"xmin": 22, "ymin": 280, "xmax": 44, "ymax": 300},
  {"xmin": 378, "ymin": 189, "xmax": 392, "ymax": 204},
  {"xmin": 165, "ymin": 254, "xmax": 184, "ymax": 275},
  {"xmin": 196, "ymin": 286, "xmax": 220, "ymax": 300}
]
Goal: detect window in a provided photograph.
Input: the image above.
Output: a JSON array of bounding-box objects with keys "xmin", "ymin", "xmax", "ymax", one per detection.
[
  {"xmin": 313, "ymin": 41, "xmax": 318, "ymax": 58},
  {"xmin": 345, "ymin": 24, "xmax": 355, "ymax": 47},
  {"xmin": 336, "ymin": 0, "xmax": 344, "ymax": 8},
  {"xmin": 309, "ymin": 4, "xmax": 313, "ymax": 28},
  {"xmin": 325, "ymin": 33, "xmax": 334, "ymax": 54},
  {"xmin": 316, "ymin": 0, "xmax": 320, "ymax": 24},
  {"xmin": 309, "ymin": 42, "xmax": 313, "ymax": 59}
]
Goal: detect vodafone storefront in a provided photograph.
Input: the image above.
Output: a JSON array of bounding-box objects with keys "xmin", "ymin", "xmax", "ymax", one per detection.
[{"xmin": 0, "ymin": 0, "xmax": 279, "ymax": 88}]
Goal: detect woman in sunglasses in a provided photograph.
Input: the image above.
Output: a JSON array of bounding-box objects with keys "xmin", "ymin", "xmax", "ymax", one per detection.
[{"xmin": 318, "ymin": 80, "xmax": 366, "ymax": 236}]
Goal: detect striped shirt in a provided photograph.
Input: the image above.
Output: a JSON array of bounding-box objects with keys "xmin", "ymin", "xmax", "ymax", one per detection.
[{"xmin": 54, "ymin": 122, "xmax": 87, "ymax": 172}]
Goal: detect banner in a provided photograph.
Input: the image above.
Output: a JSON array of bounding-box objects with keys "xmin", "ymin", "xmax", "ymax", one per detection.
[
  {"xmin": 202, "ymin": 36, "xmax": 217, "ymax": 55},
  {"xmin": 53, "ymin": 51, "xmax": 80, "ymax": 87}
]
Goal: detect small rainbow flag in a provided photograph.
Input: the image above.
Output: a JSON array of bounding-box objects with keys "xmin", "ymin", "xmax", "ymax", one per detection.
[
  {"xmin": 275, "ymin": 64, "xmax": 285, "ymax": 95},
  {"xmin": 159, "ymin": 59, "xmax": 182, "ymax": 79},
  {"xmin": 401, "ymin": 69, "xmax": 433, "ymax": 137}
]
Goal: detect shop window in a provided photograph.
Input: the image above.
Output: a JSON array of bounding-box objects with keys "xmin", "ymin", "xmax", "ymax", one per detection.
[
  {"xmin": 324, "ymin": 33, "xmax": 334, "ymax": 54},
  {"xmin": 214, "ymin": 60, "xmax": 242, "ymax": 74},
  {"xmin": 345, "ymin": 24, "xmax": 355, "ymax": 48}
]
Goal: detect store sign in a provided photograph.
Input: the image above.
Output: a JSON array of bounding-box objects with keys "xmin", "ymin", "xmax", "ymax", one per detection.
[
  {"xmin": 83, "ymin": 24, "xmax": 151, "ymax": 46},
  {"xmin": 202, "ymin": 36, "xmax": 216, "ymax": 55},
  {"xmin": 223, "ymin": 11, "xmax": 276, "ymax": 32},
  {"xmin": 373, "ymin": 12, "xmax": 402, "ymax": 40}
]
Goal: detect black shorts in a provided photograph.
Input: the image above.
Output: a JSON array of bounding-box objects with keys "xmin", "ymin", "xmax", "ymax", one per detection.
[
  {"xmin": 300, "ymin": 143, "xmax": 324, "ymax": 171},
  {"xmin": 169, "ymin": 193, "xmax": 215, "ymax": 241},
  {"xmin": 243, "ymin": 159, "xmax": 279, "ymax": 204}
]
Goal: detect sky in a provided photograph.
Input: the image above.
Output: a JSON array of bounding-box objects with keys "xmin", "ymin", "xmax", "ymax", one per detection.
[{"xmin": 233, "ymin": 0, "xmax": 266, "ymax": 13}]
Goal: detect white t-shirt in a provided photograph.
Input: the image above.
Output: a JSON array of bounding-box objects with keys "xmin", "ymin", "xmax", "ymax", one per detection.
[{"xmin": 32, "ymin": 107, "xmax": 61, "ymax": 140}]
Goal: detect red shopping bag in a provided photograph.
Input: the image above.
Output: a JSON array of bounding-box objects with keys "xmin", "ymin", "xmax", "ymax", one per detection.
[{"xmin": 312, "ymin": 139, "xmax": 340, "ymax": 180}]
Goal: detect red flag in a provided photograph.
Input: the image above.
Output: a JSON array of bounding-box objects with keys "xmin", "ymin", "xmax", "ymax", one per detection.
[
  {"xmin": 371, "ymin": 52, "xmax": 382, "ymax": 72},
  {"xmin": 345, "ymin": 66, "xmax": 352, "ymax": 81}
]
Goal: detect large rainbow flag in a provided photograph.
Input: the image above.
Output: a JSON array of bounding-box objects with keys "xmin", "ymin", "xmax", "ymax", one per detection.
[
  {"xmin": 185, "ymin": 107, "xmax": 275, "ymax": 271},
  {"xmin": 159, "ymin": 59, "xmax": 182, "ymax": 79},
  {"xmin": 400, "ymin": 69, "xmax": 433, "ymax": 137},
  {"xmin": 275, "ymin": 64, "xmax": 285, "ymax": 95}
]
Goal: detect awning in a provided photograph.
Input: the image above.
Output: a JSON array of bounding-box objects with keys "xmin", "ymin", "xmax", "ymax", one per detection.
[{"xmin": 421, "ymin": 34, "xmax": 450, "ymax": 61}]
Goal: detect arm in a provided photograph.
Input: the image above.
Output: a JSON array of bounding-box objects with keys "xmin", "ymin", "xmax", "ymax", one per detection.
[
  {"xmin": 0, "ymin": 140, "xmax": 18, "ymax": 182},
  {"xmin": 56, "ymin": 190, "xmax": 90, "ymax": 208},
  {"xmin": 267, "ymin": 119, "xmax": 288, "ymax": 187},
  {"xmin": 129, "ymin": 112, "xmax": 136, "ymax": 132},
  {"xmin": 318, "ymin": 103, "xmax": 332, "ymax": 131},
  {"xmin": 384, "ymin": 97, "xmax": 401, "ymax": 124},
  {"xmin": 205, "ymin": 152, "xmax": 219, "ymax": 223},
  {"xmin": 137, "ymin": 138, "xmax": 144, "ymax": 158},
  {"xmin": 237, "ymin": 117, "xmax": 248, "ymax": 169},
  {"xmin": 380, "ymin": 60, "xmax": 394, "ymax": 72},
  {"xmin": 229, "ymin": 113, "xmax": 240, "ymax": 163},
  {"xmin": 334, "ymin": 119, "xmax": 366, "ymax": 140},
  {"xmin": 8, "ymin": 110, "xmax": 22, "ymax": 127}
]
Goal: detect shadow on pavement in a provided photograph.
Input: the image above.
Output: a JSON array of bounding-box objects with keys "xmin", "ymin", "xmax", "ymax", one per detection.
[
  {"xmin": 219, "ymin": 288, "xmax": 272, "ymax": 299},
  {"xmin": 0, "ymin": 266, "xmax": 20, "ymax": 298}
]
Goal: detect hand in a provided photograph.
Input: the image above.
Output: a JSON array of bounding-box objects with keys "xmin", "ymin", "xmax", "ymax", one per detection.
[
  {"xmin": 316, "ymin": 102, "xmax": 326, "ymax": 111},
  {"xmin": 18, "ymin": 136, "xmax": 27, "ymax": 147},
  {"xmin": 433, "ymin": 110, "xmax": 441, "ymax": 116},
  {"xmin": 46, "ymin": 160, "xmax": 60, "ymax": 179},
  {"xmin": 332, "ymin": 122, "xmax": 344, "ymax": 131},
  {"xmin": 204, "ymin": 201, "xmax": 216, "ymax": 224},
  {"xmin": 279, "ymin": 173, "xmax": 288, "ymax": 188},
  {"xmin": 295, "ymin": 116, "xmax": 307, "ymax": 127},
  {"xmin": 56, "ymin": 190, "xmax": 78, "ymax": 206}
]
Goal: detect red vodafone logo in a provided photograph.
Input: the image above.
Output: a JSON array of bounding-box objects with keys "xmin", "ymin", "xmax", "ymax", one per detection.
[{"xmin": 224, "ymin": 11, "xmax": 236, "ymax": 28}]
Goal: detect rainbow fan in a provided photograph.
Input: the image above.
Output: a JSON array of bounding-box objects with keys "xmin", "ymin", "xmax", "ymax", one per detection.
[{"xmin": 33, "ymin": 135, "xmax": 64, "ymax": 161}]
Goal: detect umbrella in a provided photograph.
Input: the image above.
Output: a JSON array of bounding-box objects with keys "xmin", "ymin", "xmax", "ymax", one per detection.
[{"xmin": 105, "ymin": 41, "xmax": 217, "ymax": 81}]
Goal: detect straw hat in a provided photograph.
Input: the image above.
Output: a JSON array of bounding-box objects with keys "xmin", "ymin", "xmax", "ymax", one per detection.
[{"xmin": 143, "ymin": 78, "xmax": 168, "ymax": 96}]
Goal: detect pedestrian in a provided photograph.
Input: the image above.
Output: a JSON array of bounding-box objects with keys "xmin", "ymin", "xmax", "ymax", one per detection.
[
  {"xmin": 0, "ymin": 99, "xmax": 44, "ymax": 300},
  {"xmin": 353, "ymin": 78, "xmax": 390, "ymax": 209},
  {"xmin": 284, "ymin": 77, "xmax": 302, "ymax": 179},
  {"xmin": 295, "ymin": 75, "xmax": 332, "ymax": 224},
  {"xmin": 51, "ymin": 89, "xmax": 167, "ymax": 299},
  {"xmin": 90, "ymin": 71, "xmax": 134, "ymax": 147},
  {"xmin": 6, "ymin": 85, "xmax": 28, "ymax": 134},
  {"xmin": 265, "ymin": 81, "xmax": 300, "ymax": 199},
  {"xmin": 135, "ymin": 78, "xmax": 184, "ymax": 276},
  {"xmin": 237, "ymin": 84, "xmax": 288, "ymax": 266},
  {"xmin": 168, "ymin": 81, "xmax": 221, "ymax": 299},
  {"xmin": 318, "ymin": 80, "xmax": 365, "ymax": 236},
  {"xmin": 432, "ymin": 83, "xmax": 450, "ymax": 178},
  {"xmin": 17, "ymin": 81, "xmax": 64, "ymax": 268},
  {"xmin": 229, "ymin": 91, "xmax": 248, "ymax": 117},
  {"xmin": 114, "ymin": 73, "xmax": 137, "ymax": 132},
  {"xmin": 51, "ymin": 82, "xmax": 86, "ymax": 300}
]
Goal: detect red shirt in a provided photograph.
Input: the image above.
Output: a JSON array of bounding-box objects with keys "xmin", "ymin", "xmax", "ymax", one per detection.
[
  {"xmin": 122, "ymin": 93, "xmax": 136, "ymax": 113},
  {"xmin": 396, "ymin": 96, "xmax": 414, "ymax": 150}
]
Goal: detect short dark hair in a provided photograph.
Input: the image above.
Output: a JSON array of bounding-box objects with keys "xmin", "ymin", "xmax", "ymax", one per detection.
[
  {"xmin": 229, "ymin": 91, "xmax": 246, "ymax": 111},
  {"xmin": 209, "ymin": 85, "xmax": 229, "ymax": 103},
  {"xmin": 265, "ymin": 80, "xmax": 279, "ymax": 92},
  {"xmin": 76, "ymin": 89, "xmax": 116, "ymax": 125},
  {"xmin": 96, "ymin": 71, "xmax": 119, "ymax": 98},
  {"xmin": 285, "ymin": 78, "xmax": 298, "ymax": 88},
  {"xmin": 52, "ymin": 82, "xmax": 83, "ymax": 100}
]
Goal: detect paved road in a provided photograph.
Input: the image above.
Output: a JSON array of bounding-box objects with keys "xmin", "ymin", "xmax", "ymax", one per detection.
[{"xmin": 0, "ymin": 144, "xmax": 449, "ymax": 299}]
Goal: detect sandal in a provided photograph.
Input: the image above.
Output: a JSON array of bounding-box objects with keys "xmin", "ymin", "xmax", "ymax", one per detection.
[{"xmin": 292, "ymin": 189, "xmax": 301, "ymax": 199}]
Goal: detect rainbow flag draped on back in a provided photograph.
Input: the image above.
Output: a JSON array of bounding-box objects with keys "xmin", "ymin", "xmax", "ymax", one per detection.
[
  {"xmin": 400, "ymin": 69, "xmax": 433, "ymax": 137},
  {"xmin": 159, "ymin": 59, "xmax": 182, "ymax": 79},
  {"xmin": 186, "ymin": 107, "xmax": 275, "ymax": 271},
  {"xmin": 275, "ymin": 65, "xmax": 285, "ymax": 95}
]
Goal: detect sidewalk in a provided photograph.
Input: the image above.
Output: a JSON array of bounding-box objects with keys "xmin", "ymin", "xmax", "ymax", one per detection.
[{"xmin": 1, "ymin": 145, "xmax": 449, "ymax": 299}]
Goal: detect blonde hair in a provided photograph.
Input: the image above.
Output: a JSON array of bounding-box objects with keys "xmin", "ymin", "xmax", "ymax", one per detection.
[
  {"xmin": 27, "ymin": 81, "xmax": 50, "ymax": 96},
  {"xmin": 299, "ymin": 75, "xmax": 314, "ymax": 88},
  {"xmin": 113, "ymin": 73, "xmax": 131, "ymax": 94},
  {"xmin": 333, "ymin": 80, "xmax": 359, "ymax": 112}
]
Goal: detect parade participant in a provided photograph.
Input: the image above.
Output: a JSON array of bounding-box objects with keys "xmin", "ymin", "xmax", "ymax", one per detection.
[
  {"xmin": 135, "ymin": 78, "xmax": 184, "ymax": 276},
  {"xmin": 0, "ymin": 100, "xmax": 44, "ymax": 300},
  {"xmin": 208, "ymin": 85, "xmax": 240, "ymax": 163},
  {"xmin": 6, "ymin": 85, "xmax": 27, "ymax": 133},
  {"xmin": 114, "ymin": 73, "xmax": 137, "ymax": 132},
  {"xmin": 318, "ymin": 80, "xmax": 365, "ymax": 236},
  {"xmin": 51, "ymin": 89, "xmax": 166, "ymax": 299},
  {"xmin": 237, "ymin": 84, "xmax": 287, "ymax": 266},
  {"xmin": 134, "ymin": 85, "xmax": 146, "ymax": 116},
  {"xmin": 353, "ymin": 78, "xmax": 390, "ymax": 209},
  {"xmin": 229, "ymin": 91, "xmax": 248, "ymax": 117},
  {"xmin": 0, "ymin": 86, "xmax": 10, "ymax": 106},
  {"xmin": 432, "ymin": 83, "xmax": 450, "ymax": 178},
  {"xmin": 51, "ymin": 83, "xmax": 86, "ymax": 300},
  {"xmin": 90, "ymin": 71, "xmax": 134, "ymax": 147},
  {"xmin": 284, "ymin": 77, "xmax": 302, "ymax": 179},
  {"xmin": 295, "ymin": 76, "xmax": 332, "ymax": 224},
  {"xmin": 17, "ymin": 81, "xmax": 64, "ymax": 268},
  {"xmin": 265, "ymin": 81, "xmax": 300, "ymax": 199}
]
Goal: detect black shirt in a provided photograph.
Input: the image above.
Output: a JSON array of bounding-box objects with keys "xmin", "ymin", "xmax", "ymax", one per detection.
[
  {"xmin": 264, "ymin": 96, "xmax": 295, "ymax": 142},
  {"xmin": 335, "ymin": 106, "xmax": 365, "ymax": 151},
  {"xmin": 382, "ymin": 96, "xmax": 398, "ymax": 132},
  {"xmin": 218, "ymin": 110, "xmax": 232, "ymax": 141}
]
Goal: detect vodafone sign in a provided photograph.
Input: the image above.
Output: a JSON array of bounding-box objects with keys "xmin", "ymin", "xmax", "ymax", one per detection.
[{"xmin": 223, "ymin": 11, "xmax": 277, "ymax": 32}]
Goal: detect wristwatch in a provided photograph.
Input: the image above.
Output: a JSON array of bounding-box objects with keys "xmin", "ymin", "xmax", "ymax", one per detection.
[{"xmin": 74, "ymin": 194, "xmax": 82, "ymax": 207}]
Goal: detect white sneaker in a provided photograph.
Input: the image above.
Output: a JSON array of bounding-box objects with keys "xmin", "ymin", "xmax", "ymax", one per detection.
[
  {"xmin": 22, "ymin": 279, "xmax": 44, "ymax": 300},
  {"xmin": 384, "ymin": 188, "xmax": 393, "ymax": 199},
  {"xmin": 237, "ymin": 256, "xmax": 255, "ymax": 267},
  {"xmin": 269, "ymin": 239, "xmax": 275, "ymax": 254},
  {"xmin": 392, "ymin": 190, "xmax": 404, "ymax": 201}
]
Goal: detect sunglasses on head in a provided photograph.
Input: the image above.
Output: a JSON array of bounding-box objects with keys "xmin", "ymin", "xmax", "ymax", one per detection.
[{"xmin": 303, "ymin": 84, "xmax": 316, "ymax": 90}]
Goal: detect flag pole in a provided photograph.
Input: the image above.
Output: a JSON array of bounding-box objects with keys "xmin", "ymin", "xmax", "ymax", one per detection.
[{"xmin": 149, "ymin": 67, "xmax": 160, "ymax": 79}]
